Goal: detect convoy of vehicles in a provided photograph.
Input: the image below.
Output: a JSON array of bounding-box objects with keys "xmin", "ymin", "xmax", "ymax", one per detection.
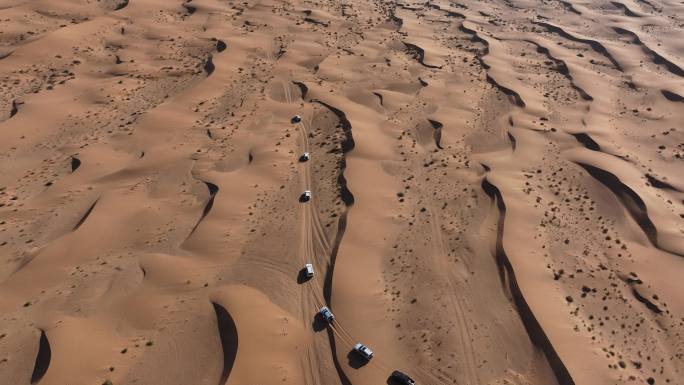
[{"xmin": 294, "ymin": 113, "xmax": 415, "ymax": 384}]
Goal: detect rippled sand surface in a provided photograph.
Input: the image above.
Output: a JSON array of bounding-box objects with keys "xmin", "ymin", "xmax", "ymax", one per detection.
[{"xmin": 0, "ymin": 0, "xmax": 682, "ymax": 384}]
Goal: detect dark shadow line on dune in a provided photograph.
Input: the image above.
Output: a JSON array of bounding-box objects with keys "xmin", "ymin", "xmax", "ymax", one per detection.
[
  {"xmin": 481, "ymin": 178, "xmax": 575, "ymax": 385},
  {"xmin": 372, "ymin": 92, "xmax": 384, "ymax": 106},
  {"xmin": 114, "ymin": 0, "xmax": 129, "ymax": 10},
  {"xmin": 389, "ymin": 12, "xmax": 403, "ymax": 30},
  {"xmin": 312, "ymin": 99, "xmax": 357, "ymax": 302},
  {"xmin": 458, "ymin": 24, "xmax": 491, "ymax": 70},
  {"xmin": 397, "ymin": 3, "xmax": 421, "ymax": 11},
  {"xmin": 613, "ymin": 27, "xmax": 684, "ymax": 77},
  {"xmin": 485, "ymin": 75, "xmax": 526, "ymax": 108},
  {"xmin": 425, "ymin": 1, "xmax": 466, "ymax": 18},
  {"xmin": 634, "ymin": 0, "xmax": 657, "ymax": 10},
  {"xmin": 71, "ymin": 156, "xmax": 81, "ymax": 172},
  {"xmin": 216, "ymin": 40, "xmax": 227, "ymax": 52},
  {"xmin": 535, "ymin": 22, "xmax": 623, "ymax": 72},
  {"xmin": 661, "ymin": 90, "xmax": 683, "ymax": 102},
  {"xmin": 619, "ymin": 275, "xmax": 663, "ymax": 314},
  {"xmin": 529, "ymin": 41, "xmax": 593, "ymax": 101},
  {"xmin": 572, "ymin": 133, "xmax": 632, "ymax": 161},
  {"xmin": 576, "ymin": 163, "xmax": 682, "ymax": 257},
  {"xmin": 507, "ymin": 131, "xmax": 517, "ymax": 151},
  {"xmin": 403, "ymin": 42, "xmax": 443, "ymax": 69},
  {"xmin": 571, "ymin": 133, "xmax": 600, "ymax": 151},
  {"xmin": 310, "ymin": 99, "xmax": 356, "ymax": 385},
  {"xmin": 188, "ymin": 181, "xmax": 218, "ymax": 236},
  {"xmin": 645, "ymin": 174, "xmax": 681, "ymax": 192},
  {"xmin": 325, "ymin": 327, "xmax": 353, "ymax": 385},
  {"xmin": 559, "ymin": 0, "xmax": 581, "ymax": 14},
  {"xmin": 311, "ymin": 100, "xmax": 355, "ymax": 203},
  {"xmin": 459, "ymin": 24, "xmax": 490, "ymax": 47},
  {"xmin": 324, "ymin": 208, "xmax": 348, "ymax": 306},
  {"xmin": 212, "ymin": 302, "xmax": 238, "ymax": 385},
  {"xmin": 610, "ymin": 1, "xmax": 641, "ymax": 17},
  {"xmin": 31, "ymin": 329, "xmax": 51, "ymax": 384},
  {"xmin": 204, "ymin": 55, "xmax": 215, "ymax": 76},
  {"xmin": 10, "ymin": 100, "xmax": 19, "ymax": 118},
  {"xmin": 428, "ymin": 119, "xmax": 444, "ymax": 149},
  {"xmin": 319, "ymin": 209, "xmax": 355, "ymax": 385},
  {"xmin": 630, "ymin": 286, "xmax": 662, "ymax": 314},
  {"xmin": 73, "ymin": 199, "xmax": 99, "ymax": 231},
  {"xmin": 292, "ymin": 81, "xmax": 309, "ymax": 100},
  {"xmin": 577, "ymin": 163, "xmax": 655, "ymax": 241},
  {"xmin": 304, "ymin": 17, "xmax": 329, "ymax": 27},
  {"xmin": 183, "ymin": 2, "xmax": 196, "ymax": 14}
]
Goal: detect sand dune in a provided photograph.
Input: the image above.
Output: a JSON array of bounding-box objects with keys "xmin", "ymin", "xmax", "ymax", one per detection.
[{"xmin": 0, "ymin": 0, "xmax": 682, "ymax": 384}]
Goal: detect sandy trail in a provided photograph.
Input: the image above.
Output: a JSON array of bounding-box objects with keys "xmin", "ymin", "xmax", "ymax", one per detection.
[{"xmin": 0, "ymin": 0, "xmax": 682, "ymax": 385}]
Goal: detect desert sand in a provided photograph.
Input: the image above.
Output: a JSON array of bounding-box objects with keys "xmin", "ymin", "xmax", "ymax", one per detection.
[{"xmin": 0, "ymin": 0, "xmax": 682, "ymax": 384}]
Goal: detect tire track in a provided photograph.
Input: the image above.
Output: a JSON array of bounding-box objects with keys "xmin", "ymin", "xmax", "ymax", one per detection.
[
  {"xmin": 293, "ymin": 111, "xmax": 325, "ymax": 385},
  {"xmin": 305, "ymin": 100, "xmax": 358, "ymax": 385}
]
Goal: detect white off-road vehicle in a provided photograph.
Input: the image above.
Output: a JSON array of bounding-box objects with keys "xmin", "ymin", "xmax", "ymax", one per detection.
[{"xmin": 353, "ymin": 343, "xmax": 373, "ymax": 360}]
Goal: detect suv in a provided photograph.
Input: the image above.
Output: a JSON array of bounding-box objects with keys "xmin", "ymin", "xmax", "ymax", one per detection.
[
  {"xmin": 353, "ymin": 343, "xmax": 373, "ymax": 360},
  {"xmin": 389, "ymin": 370, "xmax": 416, "ymax": 385},
  {"xmin": 301, "ymin": 190, "xmax": 312, "ymax": 202},
  {"xmin": 319, "ymin": 306, "xmax": 334, "ymax": 323},
  {"xmin": 304, "ymin": 263, "xmax": 314, "ymax": 278},
  {"xmin": 299, "ymin": 152, "xmax": 310, "ymax": 162}
]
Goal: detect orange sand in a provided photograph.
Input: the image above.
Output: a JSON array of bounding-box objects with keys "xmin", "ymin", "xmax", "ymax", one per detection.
[{"xmin": 0, "ymin": 1, "xmax": 682, "ymax": 385}]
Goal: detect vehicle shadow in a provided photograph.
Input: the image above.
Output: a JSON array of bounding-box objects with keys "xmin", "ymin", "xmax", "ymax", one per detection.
[
  {"xmin": 312, "ymin": 314, "xmax": 327, "ymax": 332},
  {"xmin": 297, "ymin": 268, "xmax": 310, "ymax": 284},
  {"xmin": 347, "ymin": 350, "xmax": 369, "ymax": 369}
]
